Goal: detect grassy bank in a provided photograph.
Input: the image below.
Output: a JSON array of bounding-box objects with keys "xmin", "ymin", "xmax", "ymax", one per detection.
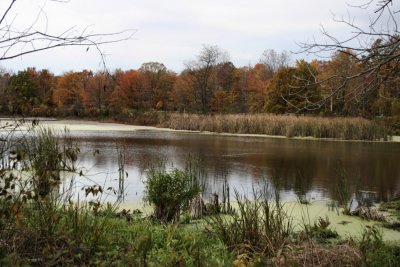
[
  {"xmin": 160, "ymin": 113, "xmax": 391, "ymax": 141},
  {"xmin": 0, "ymin": 203, "xmax": 233, "ymax": 266},
  {"xmin": 3, "ymin": 183, "xmax": 400, "ymax": 266},
  {"xmin": 2, "ymin": 174, "xmax": 400, "ymax": 266}
]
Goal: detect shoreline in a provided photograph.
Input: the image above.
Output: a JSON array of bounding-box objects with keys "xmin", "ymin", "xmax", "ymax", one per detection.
[
  {"xmin": 118, "ymin": 199, "xmax": 400, "ymax": 242},
  {"xmin": 8, "ymin": 117, "xmax": 399, "ymax": 143}
]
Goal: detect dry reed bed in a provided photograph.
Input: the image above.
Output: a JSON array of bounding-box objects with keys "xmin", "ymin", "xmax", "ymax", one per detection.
[
  {"xmin": 284, "ymin": 243, "xmax": 362, "ymax": 266},
  {"xmin": 161, "ymin": 113, "xmax": 390, "ymax": 141}
]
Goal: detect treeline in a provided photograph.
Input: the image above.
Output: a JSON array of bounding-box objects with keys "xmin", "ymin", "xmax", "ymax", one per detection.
[{"xmin": 0, "ymin": 45, "xmax": 399, "ymax": 119}]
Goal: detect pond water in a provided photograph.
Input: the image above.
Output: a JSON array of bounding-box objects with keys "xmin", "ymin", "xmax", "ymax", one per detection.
[{"xmin": 67, "ymin": 128, "xmax": 400, "ymax": 204}]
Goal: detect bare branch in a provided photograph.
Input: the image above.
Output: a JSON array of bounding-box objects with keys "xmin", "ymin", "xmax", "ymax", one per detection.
[
  {"xmin": 0, "ymin": 0, "xmax": 135, "ymax": 70},
  {"xmin": 293, "ymin": 0, "xmax": 400, "ymax": 115},
  {"xmin": 0, "ymin": 0, "xmax": 16, "ymax": 26}
]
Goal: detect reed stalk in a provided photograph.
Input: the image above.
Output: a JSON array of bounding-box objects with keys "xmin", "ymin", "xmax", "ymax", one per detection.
[{"xmin": 160, "ymin": 113, "xmax": 391, "ymax": 141}]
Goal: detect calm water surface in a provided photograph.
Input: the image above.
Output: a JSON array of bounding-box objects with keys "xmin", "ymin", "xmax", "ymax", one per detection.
[{"xmin": 70, "ymin": 130, "xmax": 400, "ymax": 203}]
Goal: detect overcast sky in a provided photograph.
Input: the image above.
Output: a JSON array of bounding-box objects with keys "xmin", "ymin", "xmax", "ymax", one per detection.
[{"xmin": 0, "ymin": 0, "xmax": 379, "ymax": 74}]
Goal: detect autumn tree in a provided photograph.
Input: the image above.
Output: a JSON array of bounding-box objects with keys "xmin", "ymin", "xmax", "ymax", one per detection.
[
  {"xmin": 170, "ymin": 70, "xmax": 196, "ymax": 112},
  {"xmin": 260, "ymin": 49, "xmax": 291, "ymax": 79},
  {"xmin": 293, "ymin": 60, "xmax": 322, "ymax": 111},
  {"xmin": 239, "ymin": 50, "xmax": 290, "ymax": 113},
  {"xmin": 139, "ymin": 62, "xmax": 176, "ymax": 111},
  {"xmin": 239, "ymin": 64, "xmax": 270, "ymax": 113},
  {"xmin": 210, "ymin": 62, "xmax": 244, "ymax": 113},
  {"xmin": 0, "ymin": 0, "xmax": 133, "ymax": 117},
  {"xmin": 298, "ymin": 0, "xmax": 400, "ymax": 114},
  {"xmin": 317, "ymin": 51, "xmax": 366, "ymax": 115},
  {"xmin": 108, "ymin": 70, "xmax": 144, "ymax": 113},
  {"xmin": 366, "ymin": 38, "xmax": 400, "ymax": 116},
  {"xmin": 84, "ymin": 71, "xmax": 112, "ymax": 116},
  {"xmin": 264, "ymin": 67, "xmax": 296, "ymax": 113},
  {"xmin": 264, "ymin": 60, "xmax": 321, "ymax": 114},
  {"xmin": 186, "ymin": 45, "xmax": 229, "ymax": 113},
  {"xmin": 52, "ymin": 70, "xmax": 92, "ymax": 115},
  {"xmin": 36, "ymin": 69, "xmax": 56, "ymax": 107}
]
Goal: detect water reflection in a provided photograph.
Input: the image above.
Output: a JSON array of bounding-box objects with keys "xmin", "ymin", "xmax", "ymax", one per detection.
[{"xmin": 69, "ymin": 130, "xmax": 400, "ymax": 203}]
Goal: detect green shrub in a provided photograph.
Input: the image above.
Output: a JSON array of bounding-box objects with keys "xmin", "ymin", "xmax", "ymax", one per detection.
[
  {"xmin": 359, "ymin": 226, "xmax": 400, "ymax": 266},
  {"xmin": 301, "ymin": 215, "xmax": 339, "ymax": 243},
  {"xmin": 147, "ymin": 223, "xmax": 233, "ymax": 266},
  {"xmin": 144, "ymin": 168, "xmax": 200, "ymax": 222}
]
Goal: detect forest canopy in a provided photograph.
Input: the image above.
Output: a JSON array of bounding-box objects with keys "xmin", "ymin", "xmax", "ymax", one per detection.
[{"xmin": 0, "ymin": 45, "xmax": 399, "ymax": 118}]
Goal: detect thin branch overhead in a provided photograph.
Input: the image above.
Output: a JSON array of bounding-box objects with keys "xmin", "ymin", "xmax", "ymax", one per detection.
[
  {"xmin": 0, "ymin": 0, "xmax": 135, "ymax": 67},
  {"xmin": 292, "ymin": 0, "xmax": 400, "ymax": 113}
]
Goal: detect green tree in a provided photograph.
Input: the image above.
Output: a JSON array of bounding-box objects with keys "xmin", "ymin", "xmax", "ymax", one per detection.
[
  {"xmin": 0, "ymin": 70, "xmax": 10, "ymax": 113},
  {"xmin": 8, "ymin": 68, "xmax": 40, "ymax": 115}
]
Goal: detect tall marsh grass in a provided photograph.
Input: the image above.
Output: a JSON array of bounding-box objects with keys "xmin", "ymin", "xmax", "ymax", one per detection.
[
  {"xmin": 206, "ymin": 186, "xmax": 293, "ymax": 260},
  {"xmin": 161, "ymin": 113, "xmax": 391, "ymax": 141}
]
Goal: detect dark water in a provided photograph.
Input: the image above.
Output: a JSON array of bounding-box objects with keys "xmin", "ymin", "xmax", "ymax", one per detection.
[{"xmin": 70, "ymin": 130, "xmax": 400, "ymax": 203}]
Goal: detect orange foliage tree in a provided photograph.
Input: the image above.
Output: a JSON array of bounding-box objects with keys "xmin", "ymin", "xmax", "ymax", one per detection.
[
  {"xmin": 84, "ymin": 72, "xmax": 112, "ymax": 115},
  {"xmin": 139, "ymin": 62, "xmax": 176, "ymax": 111},
  {"xmin": 53, "ymin": 70, "xmax": 92, "ymax": 115},
  {"xmin": 239, "ymin": 64, "xmax": 270, "ymax": 113},
  {"xmin": 317, "ymin": 51, "xmax": 363, "ymax": 116},
  {"xmin": 170, "ymin": 70, "xmax": 196, "ymax": 112},
  {"xmin": 107, "ymin": 70, "xmax": 143, "ymax": 113}
]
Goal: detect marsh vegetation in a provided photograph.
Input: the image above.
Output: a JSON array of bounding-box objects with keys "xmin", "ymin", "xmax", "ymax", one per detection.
[
  {"xmin": 0, "ymin": 123, "xmax": 399, "ymax": 266},
  {"xmin": 160, "ymin": 113, "xmax": 391, "ymax": 141}
]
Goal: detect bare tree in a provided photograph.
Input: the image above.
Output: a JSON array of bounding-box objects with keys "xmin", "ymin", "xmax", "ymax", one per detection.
[
  {"xmin": 260, "ymin": 49, "xmax": 291, "ymax": 79},
  {"xmin": 186, "ymin": 45, "xmax": 229, "ymax": 113},
  {"xmin": 0, "ymin": 0, "xmax": 135, "ymax": 67},
  {"xmin": 296, "ymin": 0, "xmax": 400, "ymax": 114}
]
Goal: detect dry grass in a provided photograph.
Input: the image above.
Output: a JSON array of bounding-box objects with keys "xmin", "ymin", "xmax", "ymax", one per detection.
[
  {"xmin": 350, "ymin": 207, "xmax": 387, "ymax": 221},
  {"xmin": 161, "ymin": 113, "xmax": 391, "ymax": 141},
  {"xmin": 281, "ymin": 243, "xmax": 363, "ymax": 267}
]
